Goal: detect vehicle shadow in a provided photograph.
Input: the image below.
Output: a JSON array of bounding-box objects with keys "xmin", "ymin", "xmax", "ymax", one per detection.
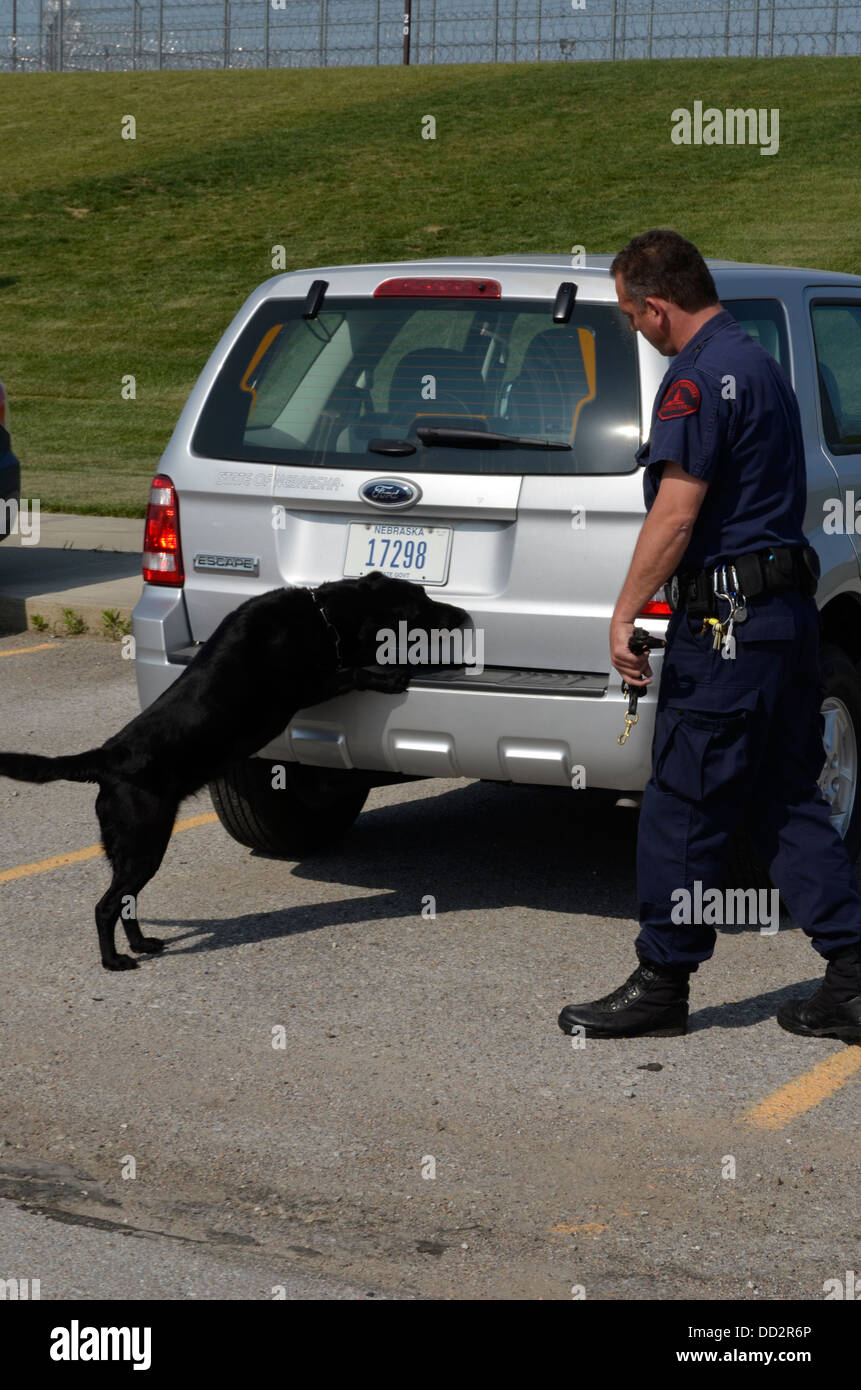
[{"xmin": 152, "ymin": 779, "xmax": 804, "ymax": 959}]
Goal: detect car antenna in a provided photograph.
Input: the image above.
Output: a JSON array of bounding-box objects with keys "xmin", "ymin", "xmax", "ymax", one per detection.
[{"xmin": 553, "ymin": 282, "xmax": 577, "ymax": 324}]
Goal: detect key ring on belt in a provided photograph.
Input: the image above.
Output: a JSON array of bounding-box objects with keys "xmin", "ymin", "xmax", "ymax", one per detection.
[{"xmin": 713, "ymin": 565, "xmax": 734, "ymax": 624}]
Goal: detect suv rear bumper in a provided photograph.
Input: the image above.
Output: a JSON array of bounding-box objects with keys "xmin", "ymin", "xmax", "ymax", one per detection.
[{"xmin": 132, "ymin": 587, "xmax": 657, "ymax": 792}]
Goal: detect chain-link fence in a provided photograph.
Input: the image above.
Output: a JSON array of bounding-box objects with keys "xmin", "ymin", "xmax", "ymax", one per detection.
[{"xmin": 2, "ymin": 0, "xmax": 858, "ymax": 71}]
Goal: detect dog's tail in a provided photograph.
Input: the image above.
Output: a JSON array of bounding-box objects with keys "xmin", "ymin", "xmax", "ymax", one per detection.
[{"xmin": 0, "ymin": 748, "xmax": 107, "ymax": 785}]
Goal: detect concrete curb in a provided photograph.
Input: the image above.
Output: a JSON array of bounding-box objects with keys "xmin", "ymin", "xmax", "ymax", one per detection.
[{"xmin": 0, "ymin": 513, "xmax": 145, "ymax": 640}]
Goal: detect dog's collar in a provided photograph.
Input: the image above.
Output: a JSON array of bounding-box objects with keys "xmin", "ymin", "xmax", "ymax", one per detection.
[{"xmin": 308, "ymin": 590, "xmax": 343, "ymax": 664}]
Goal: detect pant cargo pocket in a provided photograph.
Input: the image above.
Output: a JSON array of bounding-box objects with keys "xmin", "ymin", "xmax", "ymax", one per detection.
[{"xmin": 653, "ymin": 690, "xmax": 763, "ymax": 804}]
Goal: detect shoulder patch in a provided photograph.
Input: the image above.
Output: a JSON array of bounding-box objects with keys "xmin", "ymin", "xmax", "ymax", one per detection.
[{"xmin": 657, "ymin": 378, "xmax": 701, "ymax": 421}]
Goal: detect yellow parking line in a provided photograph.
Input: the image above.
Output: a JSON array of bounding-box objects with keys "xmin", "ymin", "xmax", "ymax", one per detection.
[
  {"xmin": 0, "ymin": 812, "xmax": 218, "ymax": 885},
  {"xmin": 0, "ymin": 643, "xmax": 57, "ymax": 657},
  {"xmin": 743, "ymin": 1049, "xmax": 861, "ymax": 1129}
]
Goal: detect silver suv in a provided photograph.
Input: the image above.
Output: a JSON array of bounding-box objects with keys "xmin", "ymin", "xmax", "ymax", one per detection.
[{"xmin": 132, "ymin": 255, "xmax": 861, "ymax": 865}]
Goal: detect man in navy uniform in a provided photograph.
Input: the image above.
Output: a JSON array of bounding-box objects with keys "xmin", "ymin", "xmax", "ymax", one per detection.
[{"xmin": 558, "ymin": 228, "xmax": 861, "ymax": 1042}]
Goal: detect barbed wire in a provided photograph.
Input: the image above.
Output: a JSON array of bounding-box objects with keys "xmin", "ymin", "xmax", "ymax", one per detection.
[{"xmin": 1, "ymin": 0, "xmax": 857, "ymax": 71}]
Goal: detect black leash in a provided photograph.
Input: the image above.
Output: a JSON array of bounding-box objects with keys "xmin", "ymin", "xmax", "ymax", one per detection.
[{"xmin": 618, "ymin": 627, "xmax": 667, "ymax": 745}]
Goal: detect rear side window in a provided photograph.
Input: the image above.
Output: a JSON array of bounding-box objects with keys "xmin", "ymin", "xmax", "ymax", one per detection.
[
  {"xmin": 811, "ymin": 301, "xmax": 861, "ymax": 453},
  {"xmin": 192, "ymin": 297, "xmax": 640, "ymax": 475},
  {"xmin": 723, "ymin": 298, "xmax": 789, "ymax": 366}
]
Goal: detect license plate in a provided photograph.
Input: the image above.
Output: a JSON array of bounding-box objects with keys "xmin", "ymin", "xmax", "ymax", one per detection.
[{"xmin": 343, "ymin": 522, "xmax": 453, "ymax": 585}]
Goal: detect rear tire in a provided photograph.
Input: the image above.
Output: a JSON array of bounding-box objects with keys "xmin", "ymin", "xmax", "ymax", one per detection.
[
  {"xmin": 728, "ymin": 642, "xmax": 861, "ymax": 888},
  {"xmin": 209, "ymin": 759, "xmax": 372, "ymax": 857}
]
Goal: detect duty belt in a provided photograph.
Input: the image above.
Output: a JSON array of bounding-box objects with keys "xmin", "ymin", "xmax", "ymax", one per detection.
[{"xmin": 667, "ymin": 545, "xmax": 820, "ymax": 619}]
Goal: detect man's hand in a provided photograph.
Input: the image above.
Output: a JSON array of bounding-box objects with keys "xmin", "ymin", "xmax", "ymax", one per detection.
[{"xmin": 610, "ymin": 618, "xmax": 653, "ymax": 686}]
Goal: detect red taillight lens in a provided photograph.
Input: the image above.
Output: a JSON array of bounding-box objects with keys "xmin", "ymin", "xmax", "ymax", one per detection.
[
  {"xmin": 640, "ymin": 588, "xmax": 672, "ymax": 617},
  {"xmin": 373, "ymin": 277, "xmax": 501, "ymax": 298},
  {"xmin": 142, "ymin": 474, "xmax": 184, "ymax": 586}
]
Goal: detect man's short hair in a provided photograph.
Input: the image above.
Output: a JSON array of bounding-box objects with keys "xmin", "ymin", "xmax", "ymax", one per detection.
[{"xmin": 610, "ymin": 230, "xmax": 719, "ymax": 312}]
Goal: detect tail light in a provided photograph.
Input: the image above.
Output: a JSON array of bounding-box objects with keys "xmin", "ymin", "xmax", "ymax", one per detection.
[
  {"xmin": 142, "ymin": 474, "xmax": 184, "ymax": 585},
  {"xmin": 0, "ymin": 380, "xmax": 7, "ymax": 429},
  {"xmin": 641, "ymin": 588, "xmax": 672, "ymax": 617}
]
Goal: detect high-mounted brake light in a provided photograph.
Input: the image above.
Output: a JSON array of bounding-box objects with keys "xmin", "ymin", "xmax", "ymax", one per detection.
[
  {"xmin": 142, "ymin": 474, "xmax": 184, "ymax": 586},
  {"xmin": 374, "ymin": 277, "xmax": 501, "ymax": 299}
]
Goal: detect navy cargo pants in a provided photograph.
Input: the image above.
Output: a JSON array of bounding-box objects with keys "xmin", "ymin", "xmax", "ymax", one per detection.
[{"xmin": 636, "ymin": 588, "xmax": 861, "ymax": 969}]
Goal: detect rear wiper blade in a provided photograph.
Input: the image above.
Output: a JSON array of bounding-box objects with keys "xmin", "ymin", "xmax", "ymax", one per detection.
[{"xmin": 415, "ymin": 426, "xmax": 571, "ymax": 451}]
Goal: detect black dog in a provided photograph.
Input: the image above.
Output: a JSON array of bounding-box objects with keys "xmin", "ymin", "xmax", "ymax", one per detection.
[{"xmin": 0, "ymin": 572, "xmax": 468, "ymax": 971}]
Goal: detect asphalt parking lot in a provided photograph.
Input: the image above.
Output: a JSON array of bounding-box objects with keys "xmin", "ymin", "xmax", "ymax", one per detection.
[{"xmin": 0, "ymin": 630, "xmax": 859, "ymax": 1301}]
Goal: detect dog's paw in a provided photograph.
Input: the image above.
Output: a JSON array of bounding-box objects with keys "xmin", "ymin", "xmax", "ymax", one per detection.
[
  {"xmin": 134, "ymin": 936, "xmax": 164, "ymax": 955},
  {"xmin": 381, "ymin": 669, "xmax": 413, "ymax": 693},
  {"xmin": 102, "ymin": 954, "xmax": 139, "ymax": 971},
  {"xmin": 356, "ymin": 666, "xmax": 412, "ymax": 693}
]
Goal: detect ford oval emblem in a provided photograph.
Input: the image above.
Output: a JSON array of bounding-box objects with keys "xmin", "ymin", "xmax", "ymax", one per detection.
[{"xmin": 359, "ymin": 477, "xmax": 422, "ymax": 510}]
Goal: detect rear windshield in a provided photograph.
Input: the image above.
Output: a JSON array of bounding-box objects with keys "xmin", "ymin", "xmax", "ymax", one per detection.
[{"xmin": 192, "ymin": 296, "xmax": 640, "ymax": 475}]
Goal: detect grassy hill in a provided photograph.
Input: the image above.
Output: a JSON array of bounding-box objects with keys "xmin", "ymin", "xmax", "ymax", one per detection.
[{"xmin": 2, "ymin": 56, "xmax": 860, "ymax": 515}]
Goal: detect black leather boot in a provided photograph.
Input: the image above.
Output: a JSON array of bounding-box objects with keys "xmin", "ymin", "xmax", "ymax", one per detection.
[
  {"xmin": 558, "ymin": 956, "xmax": 690, "ymax": 1039},
  {"xmin": 777, "ymin": 944, "xmax": 861, "ymax": 1042}
]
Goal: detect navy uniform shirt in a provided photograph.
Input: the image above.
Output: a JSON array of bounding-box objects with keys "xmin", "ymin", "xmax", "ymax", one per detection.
[{"xmin": 636, "ymin": 308, "xmax": 808, "ymax": 570}]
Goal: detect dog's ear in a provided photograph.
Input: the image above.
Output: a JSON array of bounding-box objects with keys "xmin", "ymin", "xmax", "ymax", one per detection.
[{"xmin": 361, "ymin": 570, "xmax": 392, "ymax": 590}]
